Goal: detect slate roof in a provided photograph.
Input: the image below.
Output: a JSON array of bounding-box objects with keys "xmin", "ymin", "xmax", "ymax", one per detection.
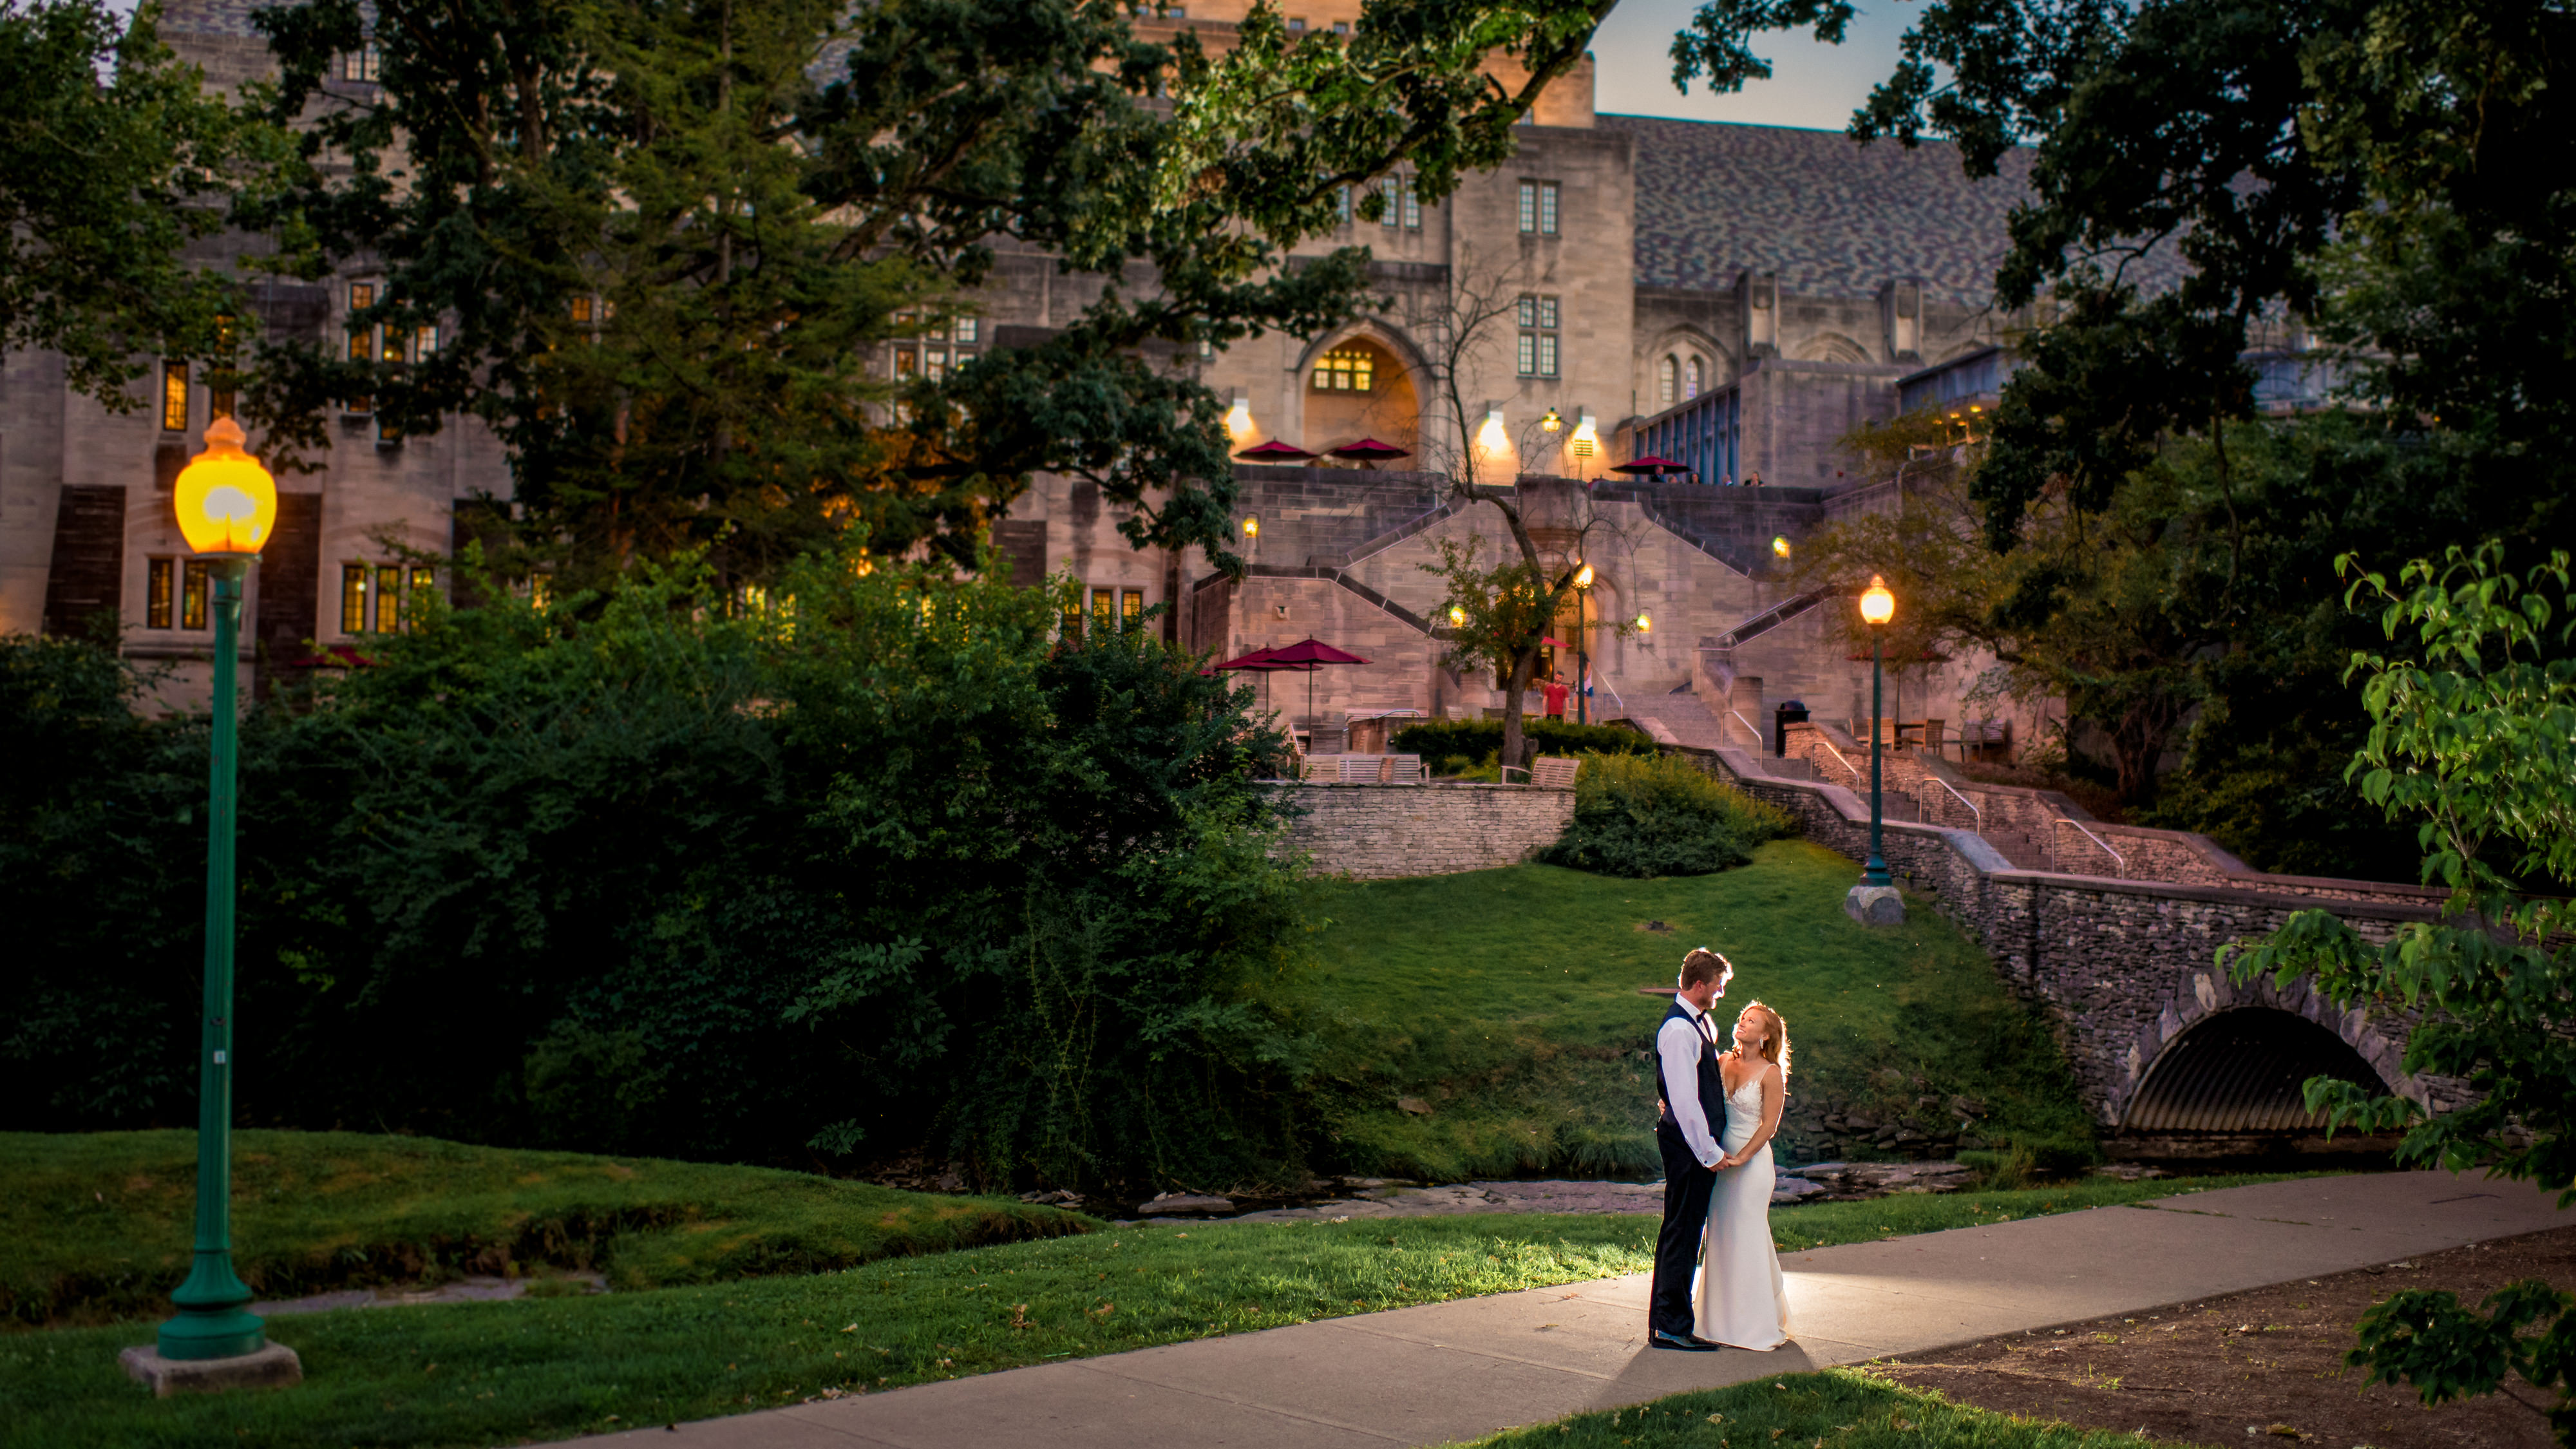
[
  {"xmin": 1600, "ymin": 115, "xmax": 2036, "ymax": 306},
  {"xmin": 162, "ymin": 0, "xmax": 292, "ymax": 39}
]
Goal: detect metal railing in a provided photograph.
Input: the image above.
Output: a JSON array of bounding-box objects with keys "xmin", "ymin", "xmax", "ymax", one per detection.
[
  {"xmin": 1814, "ymin": 738, "xmax": 1863, "ymax": 782},
  {"xmin": 1726, "ymin": 708, "xmax": 1766, "ymax": 753},
  {"xmin": 1920, "ymin": 775, "xmax": 1982, "ymax": 835},
  {"xmin": 2052, "ymin": 817, "xmax": 2127, "ymax": 878}
]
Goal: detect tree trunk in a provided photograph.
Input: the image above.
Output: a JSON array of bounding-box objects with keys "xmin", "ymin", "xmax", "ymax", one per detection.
[{"xmin": 1500, "ymin": 644, "xmax": 1539, "ymax": 773}]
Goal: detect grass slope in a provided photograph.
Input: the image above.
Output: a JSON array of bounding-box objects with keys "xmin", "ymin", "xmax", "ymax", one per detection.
[
  {"xmin": 0, "ymin": 1130, "xmax": 1086, "ymax": 1329},
  {"xmin": 1439, "ymin": 1368, "xmax": 2186, "ymax": 1448},
  {"xmin": 0, "ymin": 1174, "xmax": 2295, "ymax": 1448},
  {"xmin": 1297, "ymin": 842, "xmax": 2091, "ymax": 1180}
]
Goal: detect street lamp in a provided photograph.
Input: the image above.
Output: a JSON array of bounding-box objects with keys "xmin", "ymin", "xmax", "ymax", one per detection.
[
  {"xmin": 157, "ymin": 417, "xmax": 285, "ymax": 1374},
  {"xmin": 1571, "ymin": 561, "xmax": 1593, "ymax": 725},
  {"xmin": 1857, "ymin": 574, "xmax": 1896, "ymax": 889}
]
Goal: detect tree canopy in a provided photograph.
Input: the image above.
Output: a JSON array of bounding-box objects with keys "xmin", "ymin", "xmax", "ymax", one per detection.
[{"xmin": 233, "ymin": 0, "xmax": 1613, "ymax": 587}]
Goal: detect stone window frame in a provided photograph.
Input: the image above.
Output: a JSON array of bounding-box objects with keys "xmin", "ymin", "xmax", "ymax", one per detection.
[
  {"xmin": 1515, "ymin": 294, "xmax": 1560, "ymax": 379},
  {"xmin": 1517, "ymin": 179, "xmax": 1559, "ymax": 236}
]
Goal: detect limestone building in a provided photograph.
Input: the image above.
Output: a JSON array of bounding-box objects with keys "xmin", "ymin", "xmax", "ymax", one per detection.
[{"xmin": 3, "ymin": 0, "xmax": 2040, "ymax": 750}]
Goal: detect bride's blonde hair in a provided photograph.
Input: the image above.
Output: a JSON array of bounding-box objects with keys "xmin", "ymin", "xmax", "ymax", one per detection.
[{"xmin": 1738, "ymin": 1000, "xmax": 1791, "ymax": 1079}]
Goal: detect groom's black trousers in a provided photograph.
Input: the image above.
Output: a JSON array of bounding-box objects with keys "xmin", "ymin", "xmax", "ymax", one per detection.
[{"xmin": 1651, "ymin": 1120, "xmax": 1716, "ymax": 1339}]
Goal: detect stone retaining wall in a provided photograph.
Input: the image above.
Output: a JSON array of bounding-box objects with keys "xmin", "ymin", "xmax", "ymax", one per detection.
[
  {"xmin": 1276, "ymin": 782, "xmax": 1575, "ymax": 880},
  {"xmin": 1677, "ymin": 743, "xmax": 2459, "ymax": 1128}
]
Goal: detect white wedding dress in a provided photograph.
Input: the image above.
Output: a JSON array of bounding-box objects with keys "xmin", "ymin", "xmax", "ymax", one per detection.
[{"xmin": 1693, "ymin": 1069, "xmax": 1792, "ymax": 1349}]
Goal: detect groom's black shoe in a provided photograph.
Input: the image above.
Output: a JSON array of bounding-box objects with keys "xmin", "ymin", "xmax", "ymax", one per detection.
[{"xmin": 1651, "ymin": 1329, "xmax": 1718, "ymax": 1352}]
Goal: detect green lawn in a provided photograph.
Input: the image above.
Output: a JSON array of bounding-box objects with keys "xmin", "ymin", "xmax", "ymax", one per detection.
[
  {"xmin": 1294, "ymin": 842, "xmax": 2094, "ymax": 1180},
  {"xmin": 0, "ymin": 1130, "xmax": 1085, "ymax": 1330},
  {"xmin": 0, "ymin": 1168, "xmax": 2296, "ymax": 1448},
  {"xmin": 1438, "ymin": 1367, "xmax": 2184, "ymax": 1448}
]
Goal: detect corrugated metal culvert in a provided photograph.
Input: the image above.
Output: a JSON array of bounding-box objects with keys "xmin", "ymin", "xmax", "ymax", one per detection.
[{"xmin": 2123, "ymin": 1008, "xmax": 2391, "ymax": 1133}]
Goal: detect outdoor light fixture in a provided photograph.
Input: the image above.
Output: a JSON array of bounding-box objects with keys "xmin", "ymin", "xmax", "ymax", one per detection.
[
  {"xmin": 1570, "ymin": 412, "xmax": 1597, "ymax": 458},
  {"xmin": 1571, "ymin": 562, "xmax": 1595, "ymax": 723},
  {"xmin": 173, "ymin": 418, "xmax": 278, "ymax": 556},
  {"xmin": 1242, "ymin": 515, "xmax": 1259, "ymax": 539},
  {"xmin": 1477, "ymin": 407, "xmax": 1510, "ymax": 455},
  {"xmin": 1540, "ymin": 407, "xmax": 1563, "ymax": 433},
  {"xmin": 1573, "ymin": 561, "xmax": 1594, "ymax": 589},
  {"xmin": 1634, "ymin": 611, "xmax": 1651, "ymax": 633},
  {"xmin": 1448, "ymin": 604, "xmax": 1467, "ymax": 628},
  {"xmin": 1859, "ymin": 574, "xmax": 1896, "ymax": 626},
  {"xmin": 156, "ymin": 418, "xmax": 288, "ymax": 1376},
  {"xmin": 1225, "ymin": 393, "xmax": 1253, "ymax": 432},
  {"xmin": 1772, "ymin": 535, "xmax": 1792, "ymax": 559}
]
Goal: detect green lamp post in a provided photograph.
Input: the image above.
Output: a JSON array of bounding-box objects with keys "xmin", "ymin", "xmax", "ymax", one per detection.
[
  {"xmin": 160, "ymin": 417, "xmax": 277, "ymax": 1363},
  {"xmin": 1858, "ymin": 574, "xmax": 1895, "ymax": 889}
]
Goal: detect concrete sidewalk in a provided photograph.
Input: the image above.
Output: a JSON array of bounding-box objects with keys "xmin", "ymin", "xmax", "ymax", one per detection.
[{"xmin": 594, "ymin": 1172, "xmax": 2574, "ymax": 1449}]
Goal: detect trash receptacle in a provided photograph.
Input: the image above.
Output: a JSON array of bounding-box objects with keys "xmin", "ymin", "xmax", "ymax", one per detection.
[{"xmin": 1772, "ymin": 700, "xmax": 1810, "ymax": 757}]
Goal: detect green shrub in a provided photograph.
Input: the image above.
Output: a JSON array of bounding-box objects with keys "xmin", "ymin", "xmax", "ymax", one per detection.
[
  {"xmin": 1390, "ymin": 717, "xmax": 1654, "ymax": 777},
  {"xmin": 1538, "ymin": 752, "xmax": 1797, "ymax": 878}
]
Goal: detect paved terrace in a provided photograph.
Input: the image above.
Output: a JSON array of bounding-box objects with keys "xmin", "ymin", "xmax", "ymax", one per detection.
[{"xmin": 585, "ymin": 1171, "xmax": 2570, "ymax": 1448}]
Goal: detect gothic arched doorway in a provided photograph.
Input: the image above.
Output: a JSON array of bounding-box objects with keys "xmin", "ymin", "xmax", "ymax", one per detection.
[{"xmin": 1302, "ymin": 336, "xmax": 1419, "ymax": 456}]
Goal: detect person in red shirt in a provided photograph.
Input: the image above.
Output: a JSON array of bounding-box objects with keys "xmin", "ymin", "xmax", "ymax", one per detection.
[{"xmin": 1541, "ymin": 672, "xmax": 1571, "ymax": 719}]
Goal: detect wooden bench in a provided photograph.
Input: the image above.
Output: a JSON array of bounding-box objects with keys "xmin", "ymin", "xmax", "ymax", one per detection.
[{"xmin": 1504, "ymin": 755, "xmax": 1581, "ymax": 788}]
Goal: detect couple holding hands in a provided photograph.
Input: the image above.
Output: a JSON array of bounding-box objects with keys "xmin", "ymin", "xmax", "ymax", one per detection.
[{"xmin": 1650, "ymin": 948, "xmax": 1794, "ymax": 1353}]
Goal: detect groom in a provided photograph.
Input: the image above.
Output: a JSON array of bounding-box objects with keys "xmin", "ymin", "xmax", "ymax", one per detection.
[{"xmin": 1649, "ymin": 947, "xmax": 1732, "ymax": 1351}]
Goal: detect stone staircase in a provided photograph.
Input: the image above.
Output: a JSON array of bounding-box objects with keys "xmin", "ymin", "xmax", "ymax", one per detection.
[{"xmin": 1619, "ymin": 690, "xmax": 1756, "ymax": 752}]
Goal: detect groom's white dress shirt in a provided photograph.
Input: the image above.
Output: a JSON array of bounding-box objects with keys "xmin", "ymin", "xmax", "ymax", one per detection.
[{"xmin": 1658, "ymin": 995, "xmax": 1723, "ymax": 1169}]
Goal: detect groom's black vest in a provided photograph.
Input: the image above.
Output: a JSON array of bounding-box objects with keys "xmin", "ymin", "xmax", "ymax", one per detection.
[{"xmin": 1654, "ymin": 998, "xmax": 1725, "ymax": 1132}]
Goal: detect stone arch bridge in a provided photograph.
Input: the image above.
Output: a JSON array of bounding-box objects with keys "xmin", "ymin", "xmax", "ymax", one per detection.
[{"xmin": 1687, "ymin": 725, "xmax": 2460, "ymax": 1156}]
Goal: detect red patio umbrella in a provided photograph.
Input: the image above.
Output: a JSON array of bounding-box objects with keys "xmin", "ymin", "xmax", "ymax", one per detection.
[
  {"xmin": 1327, "ymin": 437, "xmax": 1410, "ymax": 469},
  {"xmin": 1233, "ymin": 440, "xmax": 1320, "ymax": 463},
  {"xmin": 1611, "ymin": 454, "xmax": 1693, "ymax": 478},
  {"xmin": 1205, "ymin": 644, "xmax": 1316, "ymax": 710},
  {"xmin": 1262, "ymin": 638, "xmax": 1372, "ymax": 745}
]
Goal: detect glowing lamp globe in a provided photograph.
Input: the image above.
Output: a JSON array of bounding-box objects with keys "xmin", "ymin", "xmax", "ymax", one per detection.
[
  {"xmin": 173, "ymin": 418, "xmax": 277, "ymax": 556},
  {"xmin": 1771, "ymin": 535, "xmax": 1792, "ymax": 559},
  {"xmin": 1448, "ymin": 605, "xmax": 1467, "ymax": 628},
  {"xmin": 1634, "ymin": 611, "xmax": 1652, "ymax": 633},
  {"xmin": 1242, "ymin": 515, "xmax": 1259, "ymax": 539},
  {"xmin": 1858, "ymin": 574, "xmax": 1896, "ymax": 627},
  {"xmin": 1573, "ymin": 562, "xmax": 1594, "ymax": 589}
]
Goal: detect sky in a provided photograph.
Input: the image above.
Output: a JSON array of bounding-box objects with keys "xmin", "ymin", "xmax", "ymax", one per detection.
[{"xmin": 1586, "ymin": 0, "xmax": 1916, "ymax": 132}]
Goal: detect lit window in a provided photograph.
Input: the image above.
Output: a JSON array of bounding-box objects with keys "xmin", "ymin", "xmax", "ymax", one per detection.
[
  {"xmin": 1091, "ymin": 587, "xmax": 1115, "ymax": 627},
  {"xmin": 954, "ymin": 317, "xmax": 978, "ymax": 345},
  {"xmin": 182, "ymin": 560, "xmax": 212, "ymax": 631},
  {"xmin": 1061, "ymin": 598, "xmax": 1083, "ymax": 640},
  {"xmin": 925, "ymin": 349, "xmax": 947, "ymax": 383},
  {"xmin": 956, "ymin": 348, "xmax": 977, "ymax": 368},
  {"xmin": 376, "ymin": 413, "xmax": 400, "ymax": 445},
  {"xmin": 161, "ymin": 361, "xmax": 189, "ymax": 431},
  {"xmin": 410, "ymin": 566, "xmax": 437, "ymax": 611},
  {"xmin": 337, "ymin": 41, "xmax": 380, "ymax": 82},
  {"xmin": 1516, "ymin": 294, "xmax": 1559, "ymax": 378},
  {"xmin": 377, "ymin": 565, "xmax": 404, "ymax": 632},
  {"xmin": 1311, "ymin": 346, "xmax": 1374, "ymax": 392},
  {"xmin": 415, "ymin": 325, "xmax": 440, "ymax": 356},
  {"xmin": 341, "ymin": 564, "xmax": 368, "ymax": 634},
  {"xmin": 570, "ymin": 296, "xmax": 594, "ymax": 325},
  {"xmin": 348, "ymin": 281, "xmax": 375, "ymax": 363},
  {"xmin": 147, "ymin": 558, "xmax": 175, "ymax": 629},
  {"xmin": 1658, "ymin": 355, "xmax": 1678, "ymax": 407},
  {"xmin": 1121, "ymin": 589, "xmax": 1144, "ymax": 624},
  {"xmin": 895, "ymin": 346, "xmax": 918, "ymax": 377}
]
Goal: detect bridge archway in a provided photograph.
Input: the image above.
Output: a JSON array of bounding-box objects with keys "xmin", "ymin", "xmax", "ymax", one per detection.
[{"xmin": 2121, "ymin": 1007, "xmax": 2391, "ymax": 1133}]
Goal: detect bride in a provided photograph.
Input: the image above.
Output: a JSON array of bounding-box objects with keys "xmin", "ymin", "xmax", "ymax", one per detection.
[{"xmin": 1696, "ymin": 999, "xmax": 1793, "ymax": 1350}]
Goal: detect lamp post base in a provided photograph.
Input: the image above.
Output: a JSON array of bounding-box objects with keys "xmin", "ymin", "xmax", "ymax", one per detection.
[
  {"xmin": 120, "ymin": 1341, "xmax": 301, "ymax": 1397},
  {"xmin": 1843, "ymin": 883, "xmax": 1906, "ymax": 927}
]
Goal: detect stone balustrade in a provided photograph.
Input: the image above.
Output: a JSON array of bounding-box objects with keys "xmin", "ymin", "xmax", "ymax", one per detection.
[{"xmin": 1273, "ymin": 781, "xmax": 1576, "ymax": 880}]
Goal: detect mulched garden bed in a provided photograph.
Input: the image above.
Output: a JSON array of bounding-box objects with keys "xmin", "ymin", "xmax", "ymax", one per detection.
[{"xmin": 1868, "ymin": 1224, "xmax": 2576, "ymax": 1447}]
